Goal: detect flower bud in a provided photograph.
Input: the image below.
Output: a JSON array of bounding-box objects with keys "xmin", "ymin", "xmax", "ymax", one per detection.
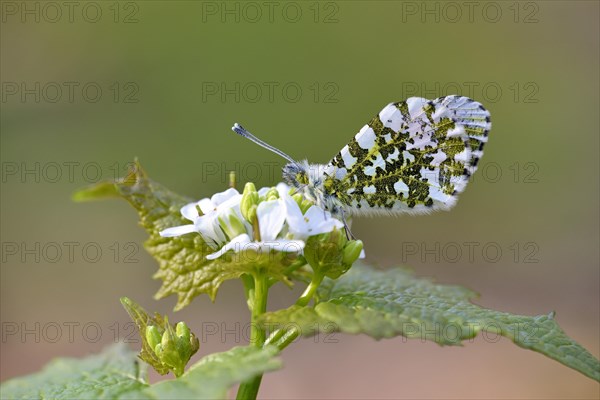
[
  {"xmin": 218, "ymin": 209, "xmax": 247, "ymax": 240},
  {"xmin": 175, "ymin": 321, "xmax": 190, "ymax": 339},
  {"xmin": 154, "ymin": 320, "xmax": 199, "ymax": 378},
  {"xmin": 299, "ymin": 199, "xmax": 313, "ymax": 214},
  {"xmin": 121, "ymin": 297, "xmax": 199, "ymax": 378},
  {"xmin": 265, "ymin": 187, "xmax": 279, "ymax": 201},
  {"xmin": 291, "ymin": 193, "xmax": 313, "ymax": 214},
  {"xmin": 228, "ymin": 171, "xmax": 236, "ymax": 188},
  {"xmin": 292, "ymin": 193, "xmax": 304, "ymax": 207},
  {"xmin": 154, "ymin": 343, "xmax": 164, "ymax": 357},
  {"xmin": 176, "ymin": 322, "xmax": 199, "ymax": 357},
  {"xmin": 145, "ymin": 325, "xmax": 162, "ymax": 351},
  {"xmin": 342, "ymin": 240, "xmax": 364, "ymax": 266},
  {"xmin": 240, "ymin": 182, "xmax": 259, "ymax": 223},
  {"xmin": 158, "ymin": 325, "xmax": 184, "ymax": 377},
  {"xmin": 303, "ymin": 229, "xmax": 363, "ymax": 279}
]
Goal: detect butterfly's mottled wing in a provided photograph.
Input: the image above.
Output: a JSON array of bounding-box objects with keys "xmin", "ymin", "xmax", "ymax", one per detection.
[{"xmin": 327, "ymin": 96, "xmax": 491, "ymax": 215}]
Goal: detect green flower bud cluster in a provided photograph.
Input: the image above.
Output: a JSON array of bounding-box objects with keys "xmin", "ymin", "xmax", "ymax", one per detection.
[
  {"xmin": 304, "ymin": 228, "xmax": 363, "ymax": 279},
  {"xmin": 145, "ymin": 318, "xmax": 200, "ymax": 377},
  {"xmin": 263, "ymin": 187, "xmax": 279, "ymax": 202},
  {"xmin": 292, "ymin": 193, "xmax": 313, "ymax": 214},
  {"xmin": 120, "ymin": 297, "xmax": 200, "ymax": 378},
  {"xmin": 240, "ymin": 182, "xmax": 261, "ymax": 240},
  {"xmin": 240, "ymin": 182, "xmax": 260, "ymax": 225},
  {"xmin": 239, "ymin": 183, "xmax": 283, "ymax": 242}
]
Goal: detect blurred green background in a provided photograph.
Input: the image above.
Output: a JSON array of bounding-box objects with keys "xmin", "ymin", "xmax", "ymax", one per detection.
[{"xmin": 1, "ymin": 1, "xmax": 598, "ymax": 398}]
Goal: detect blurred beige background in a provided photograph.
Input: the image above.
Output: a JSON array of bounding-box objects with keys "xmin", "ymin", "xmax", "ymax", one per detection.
[{"xmin": 1, "ymin": 1, "xmax": 598, "ymax": 398}]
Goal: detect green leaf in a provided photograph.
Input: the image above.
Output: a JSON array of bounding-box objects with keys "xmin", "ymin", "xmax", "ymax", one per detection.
[
  {"xmin": 261, "ymin": 264, "xmax": 600, "ymax": 382},
  {"xmin": 73, "ymin": 160, "xmax": 290, "ymax": 310},
  {"xmin": 121, "ymin": 346, "xmax": 282, "ymax": 400},
  {"xmin": 1, "ymin": 344, "xmax": 281, "ymax": 400},
  {"xmin": 0, "ymin": 343, "xmax": 147, "ymax": 400},
  {"xmin": 71, "ymin": 180, "xmax": 120, "ymax": 201}
]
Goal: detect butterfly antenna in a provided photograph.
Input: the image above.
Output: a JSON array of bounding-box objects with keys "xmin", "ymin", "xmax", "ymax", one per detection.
[{"xmin": 231, "ymin": 123, "xmax": 297, "ymax": 164}]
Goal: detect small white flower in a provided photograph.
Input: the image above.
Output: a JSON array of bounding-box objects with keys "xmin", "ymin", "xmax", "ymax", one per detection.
[
  {"xmin": 159, "ymin": 188, "xmax": 242, "ymax": 248},
  {"xmin": 206, "ymin": 196, "xmax": 304, "ymax": 260},
  {"xmin": 159, "ymin": 183, "xmax": 360, "ymax": 262},
  {"xmin": 278, "ymin": 184, "xmax": 344, "ymax": 241}
]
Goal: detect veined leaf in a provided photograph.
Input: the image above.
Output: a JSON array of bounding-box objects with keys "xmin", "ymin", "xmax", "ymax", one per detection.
[
  {"xmin": 123, "ymin": 346, "xmax": 281, "ymax": 400},
  {"xmin": 0, "ymin": 343, "xmax": 146, "ymax": 399},
  {"xmin": 0, "ymin": 344, "xmax": 281, "ymax": 400},
  {"xmin": 261, "ymin": 264, "xmax": 600, "ymax": 382}
]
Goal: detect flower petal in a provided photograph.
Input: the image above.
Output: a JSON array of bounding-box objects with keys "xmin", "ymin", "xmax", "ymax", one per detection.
[
  {"xmin": 282, "ymin": 191, "xmax": 304, "ymax": 220},
  {"xmin": 211, "ymin": 188, "xmax": 240, "ymax": 206},
  {"xmin": 279, "ymin": 190, "xmax": 310, "ymax": 238},
  {"xmin": 218, "ymin": 194, "xmax": 243, "ymax": 211},
  {"xmin": 195, "ymin": 215, "xmax": 227, "ymax": 247},
  {"xmin": 159, "ymin": 224, "xmax": 197, "ymax": 237},
  {"xmin": 303, "ymin": 205, "xmax": 327, "ymax": 223},
  {"xmin": 180, "ymin": 202, "xmax": 201, "ymax": 221},
  {"xmin": 198, "ymin": 198, "xmax": 216, "ymax": 215},
  {"xmin": 258, "ymin": 187, "xmax": 271, "ymax": 197},
  {"xmin": 257, "ymin": 199, "xmax": 285, "ymax": 241},
  {"xmin": 276, "ymin": 182, "xmax": 291, "ymax": 196},
  {"xmin": 206, "ymin": 234, "xmax": 251, "ymax": 260},
  {"xmin": 304, "ymin": 206, "xmax": 344, "ymax": 236}
]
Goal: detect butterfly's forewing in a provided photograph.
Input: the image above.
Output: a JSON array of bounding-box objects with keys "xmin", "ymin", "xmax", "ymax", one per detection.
[{"xmin": 327, "ymin": 96, "xmax": 491, "ymax": 215}]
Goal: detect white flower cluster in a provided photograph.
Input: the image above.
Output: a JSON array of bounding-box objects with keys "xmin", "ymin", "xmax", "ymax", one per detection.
[{"xmin": 159, "ymin": 183, "xmax": 345, "ymax": 261}]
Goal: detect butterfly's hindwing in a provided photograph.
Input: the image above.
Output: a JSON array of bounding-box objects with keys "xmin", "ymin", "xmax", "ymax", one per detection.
[{"xmin": 327, "ymin": 96, "xmax": 491, "ymax": 215}]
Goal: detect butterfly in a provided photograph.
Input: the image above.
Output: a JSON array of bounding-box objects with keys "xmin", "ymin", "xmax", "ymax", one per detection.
[{"xmin": 232, "ymin": 95, "xmax": 491, "ymax": 230}]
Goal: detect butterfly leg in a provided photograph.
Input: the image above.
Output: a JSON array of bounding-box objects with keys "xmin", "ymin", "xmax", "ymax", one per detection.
[{"xmin": 340, "ymin": 209, "xmax": 356, "ymax": 240}]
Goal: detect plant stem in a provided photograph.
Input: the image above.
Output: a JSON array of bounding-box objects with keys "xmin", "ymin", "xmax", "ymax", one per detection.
[
  {"xmin": 237, "ymin": 270, "xmax": 325, "ymax": 398},
  {"xmin": 236, "ymin": 272, "xmax": 268, "ymax": 400},
  {"xmin": 295, "ymin": 270, "xmax": 325, "ymax": 307},
  {"xmin": 265, "ymin": 326, "xmax": 300, "ymax": 350},
  {"xmin": 250, "ymin": 273, "xmax": 268, "ymax": 346}
]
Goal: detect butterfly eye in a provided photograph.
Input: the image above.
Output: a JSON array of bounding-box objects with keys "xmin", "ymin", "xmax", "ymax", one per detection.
[
  {"xmin": 296, "ymin": 172, "xmax": 309, "ymax": 185},
  {"xmin": 323, "ymin": 177, "xmax": 335, "ymax": 192}
]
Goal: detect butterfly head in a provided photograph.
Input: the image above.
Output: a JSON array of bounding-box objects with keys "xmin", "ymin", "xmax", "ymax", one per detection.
[
  {"xmin": 282, "ymin": 161, "xmax": 320, "ymax": 202},
  {"xmin": 231, "ymin": 123, "xmax": 338, "ymax": 212},
  {"xmin": 282, "ymin": 162, "xmax": 308, "ymax": 188},
  {"xmin": 283, "ymin": 161, "xmax": 342, "ymax": 214}
]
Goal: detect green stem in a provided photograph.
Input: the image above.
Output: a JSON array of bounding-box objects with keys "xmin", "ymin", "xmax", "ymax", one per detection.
[
  {"xmin": 262, "ymin": 272, "xmax": 325, "ymax": 353},
  {"xmin": 295, "ymin": 270, "xmax": 325, "ymax": 307},
  {"xmin": 282, "ymin": 259, "xmax": 307, "ymax": 276},
  {"xmin": 250, "ymin": 273, "xmax": 268, "ymax": 346},
  {"xmin": 236, "ymin": 273, "xmax": 268, "ymax": 400},
  {"xmin": 265, "ymin": 326, "xmax": 300, "ymax": 350}
]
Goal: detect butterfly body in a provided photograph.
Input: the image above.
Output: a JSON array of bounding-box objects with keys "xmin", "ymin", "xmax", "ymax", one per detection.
[
  {"xmin": 282, "ymin": 160, "xmax": 345, "ymax": 215},
  {"xmin": 234, "ymin": 95, "xmax": 491, "ymax": 218}
]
